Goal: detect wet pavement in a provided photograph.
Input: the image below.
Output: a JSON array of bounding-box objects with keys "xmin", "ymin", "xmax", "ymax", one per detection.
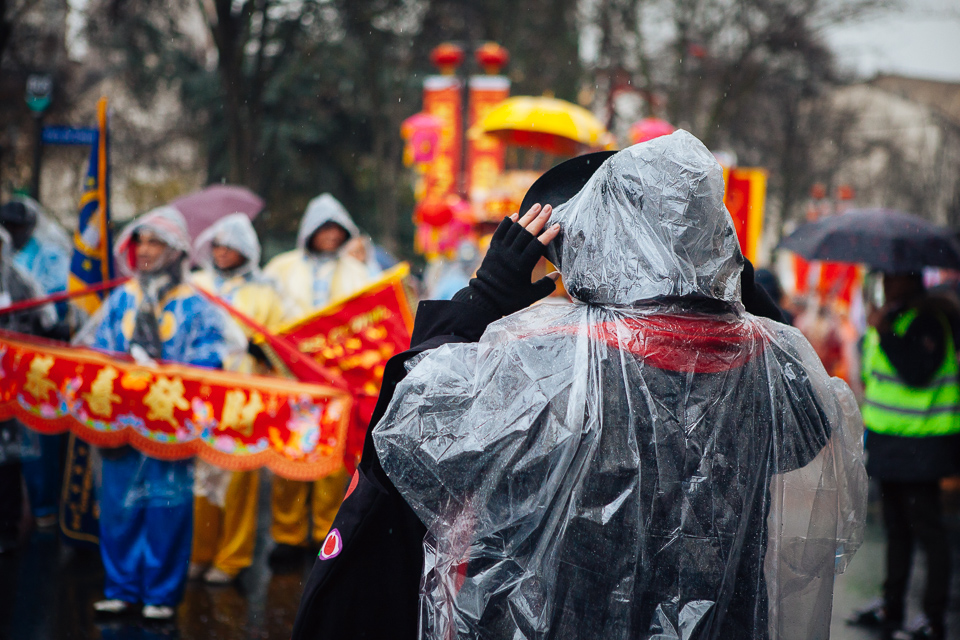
[
  {"xmin": 831, "ymin": 485, "xmax": 960, "ymax": 640},
  {"xmin": 0, "ymin": 477, "xmax": 309, "ymax": 640},
  {"xmin": 2, "ymin": 478, "xmax": 960, "ymax": 639}
]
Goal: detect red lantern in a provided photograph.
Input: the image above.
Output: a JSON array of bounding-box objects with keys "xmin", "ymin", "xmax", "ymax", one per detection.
[
  {"xmin": 837, "ymin": 185, "xmax": 856, "ymax": 201},
  {"xmin": 416, "ymin": 200, "xmax": 454, "ymax": 227},
  {"xmin": 475, "ymin": 43, "xmax": 509, "ymax": 75},
  {"xmin": 430, "ymin": 44, "xmax": 465, "ymax": 76}
]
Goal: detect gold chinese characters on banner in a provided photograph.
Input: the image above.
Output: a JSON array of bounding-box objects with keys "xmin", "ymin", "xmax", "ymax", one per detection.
[
  {"xmin": 0, "ymin": 330, "xmax": 352, "ymax": 480},
  {"xmin": 278, "ymin": 264, "xmax": 414, "ymax": 472}
]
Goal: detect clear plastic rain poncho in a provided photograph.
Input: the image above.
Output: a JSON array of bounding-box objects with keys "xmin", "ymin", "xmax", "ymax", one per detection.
[
  {"xmin": 76, "ymin": 206, "xmax": 245, "ymax": 366},
  {"xmin": 193, "ymin": 210, "xmax": 292, "ymax": 331},
  {"xmin": 374, "ymin": 131, "xmax": 867, "ymax": 640},
  {"xmin": 264, "ymin": 193, "xmax": 380, "ymax": 316},
  {"xmin": 0, "ymin": 225, "xmax": 56, "ymax": 335},
  {"xmin": 0, "ymin": 225, "xmax": 57, "ymax": 464},
  {"xmin": 192, "ymin": 212, "xmax": 288, "ymax": 505}
]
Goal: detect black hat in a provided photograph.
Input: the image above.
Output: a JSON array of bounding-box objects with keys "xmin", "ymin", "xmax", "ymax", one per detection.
[
  {"xmin": 0, "ymin": 201, "xmax": 37, "ymax": 227},
  {"xmin": 519, "ymin": 150, "xmax": 616, "ymax": 267}
]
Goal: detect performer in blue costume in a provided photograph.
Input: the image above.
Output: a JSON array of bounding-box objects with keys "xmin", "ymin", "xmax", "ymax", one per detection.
[
  {"xmin": 0, "ymin": 197, "xmax": 70, "ymax": 529},
  {"xmin": 83, "ymin": 206, "xmax": 231, "ymax": 621}
]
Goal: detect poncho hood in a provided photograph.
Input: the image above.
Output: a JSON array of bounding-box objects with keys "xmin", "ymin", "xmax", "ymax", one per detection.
[
  {"xmin": 550, "ymin": 130, "xmax": 743, "ymax": 306},
  {"xmin": 115, "ymin": 206, "xmax": 192, "ymax": 276},
  {"xmin": 194, "ymin": 212, "xmax": 262, "ymax": 276},
  {"xmin": 296, "ymin": 194, "xmax": 360, "ymax": 252},
  {"xmin": 0, "ymin": 226, "xmax": 11, "ymax": 262}
]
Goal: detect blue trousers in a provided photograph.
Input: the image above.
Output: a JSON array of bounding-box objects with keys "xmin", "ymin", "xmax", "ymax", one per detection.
[{"xmin": 99, "ymin": 451, "xmax": 193, "ymax": 607}]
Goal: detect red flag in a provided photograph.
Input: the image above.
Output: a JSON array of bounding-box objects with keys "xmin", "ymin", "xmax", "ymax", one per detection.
[
  {"xmin": 193, "ymin": 286, "xmax": 347, "ymax": 389},
  {"xmin": 279, "ymin": 264, "xmax": 413, "ymax": 471}
]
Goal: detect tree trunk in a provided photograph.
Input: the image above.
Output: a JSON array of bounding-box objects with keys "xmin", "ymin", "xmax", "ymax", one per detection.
[
  {"xmin": 0, "ymin": 0, "xmax": 12, "ymax": 66},
  {"xmin": 211, "ymin": 0, "xmax": 253, "ymax": 186}
]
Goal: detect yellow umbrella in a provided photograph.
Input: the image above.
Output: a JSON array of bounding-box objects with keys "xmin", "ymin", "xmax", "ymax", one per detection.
[{"xmin": 473, "ymin": 96, "xmax": 615, "ymax": 156}]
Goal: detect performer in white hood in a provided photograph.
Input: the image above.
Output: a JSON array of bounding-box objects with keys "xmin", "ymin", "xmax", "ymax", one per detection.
[
  {"xmin": 264, "ymin": 194, "xmax": 380, "ymax": 563},
  {"xmin": 264, "ymin": 193, "xmax": 377, "ymax": 317},
  {"xmin": 189, "ymin": 213, "xmax": 287, "ymax": 584}
]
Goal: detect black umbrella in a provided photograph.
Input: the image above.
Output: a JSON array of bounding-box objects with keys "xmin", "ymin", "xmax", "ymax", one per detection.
[{"xmin": 778, "ymin": 208, "xmax": 960, "ymax": 273}]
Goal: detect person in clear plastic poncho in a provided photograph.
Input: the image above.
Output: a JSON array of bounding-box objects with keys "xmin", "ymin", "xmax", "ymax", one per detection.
[
  {"xmin": 188, "ymin": 213, "xmax": 287, "ymax": 584},
  {"xmin": 79, "ymin": 206, "xmax": 234, "ymax": 620},
  {"xmin": 0, "ymin": 196, "xmax": 70, "ymax": 311},
  {"xmin": 373, "ymin": 131, "xmax": 867, "ymax": 640},
  {"xmin": 0, "ymin": 197, "xmax": 71, "ymax": 529},
  {"xmin": 264, "ymin": 193, "xmax": 381, "ymax": 563},
  {"xmin": 0, "ymin": 225, "xmax": 59, "ymax": 552}
]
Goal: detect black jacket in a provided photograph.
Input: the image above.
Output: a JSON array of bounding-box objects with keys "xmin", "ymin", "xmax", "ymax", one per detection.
[{"xmin": 291, "ymin": 300, "xmax": 499, "ymax": 639}]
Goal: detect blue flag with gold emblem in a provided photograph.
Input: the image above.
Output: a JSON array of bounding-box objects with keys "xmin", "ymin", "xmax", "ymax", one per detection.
[
  {"xmin": 68, "ymin": 97, "xmax": 114, "ymax": 314},
  {"xmin": 61, "ymin": 97, "xmax": 112, "ymax": 548}
]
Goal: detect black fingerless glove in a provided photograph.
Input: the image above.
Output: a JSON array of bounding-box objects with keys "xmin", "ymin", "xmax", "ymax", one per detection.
[
  {"xmin": 452, "ymin": 217, "xmax": 557, "ymax": 317},
  {"xmin": 740, "ymin": 258, "xmax": 786, "ymax": 323}
]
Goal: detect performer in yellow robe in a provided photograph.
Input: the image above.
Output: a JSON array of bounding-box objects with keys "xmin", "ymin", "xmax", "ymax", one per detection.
[
  {"xmin": 263, "ymin": 194, "xmax": 380, "ymax": 564},
  {"xmin": 189, "ymin": 213, "xmax": 287, "ymax": 583}
]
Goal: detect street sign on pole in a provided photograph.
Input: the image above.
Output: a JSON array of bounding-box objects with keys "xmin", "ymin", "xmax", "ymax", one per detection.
[
  {"xmin": 25, "ymin": 74, "xmax": 53, "ymax": 113},
  {"xmin": 41, "ymin": 126, "xmax": 97, "ymax": 146}
]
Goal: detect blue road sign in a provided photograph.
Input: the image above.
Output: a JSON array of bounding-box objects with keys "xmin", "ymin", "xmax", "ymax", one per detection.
[{"xmin": 41, "ymin": 126, "xmax": 97, "ymax": 146}]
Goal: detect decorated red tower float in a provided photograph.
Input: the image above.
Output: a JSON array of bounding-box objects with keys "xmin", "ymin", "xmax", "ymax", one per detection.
[
  {"xmin": 402, "ymin": 43, "xmax": 616, "ymax": 262},
  {"xmin": 402, "ymin": 43, "xmax": 771, "ymax": 295}
]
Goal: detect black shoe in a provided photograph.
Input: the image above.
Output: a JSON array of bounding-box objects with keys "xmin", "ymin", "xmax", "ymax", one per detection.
[
  {"xmin": 268, "ymin": 543, "xmax": 305, "ymax": 567},
  {"xmin": 911, "ymin": 624, "xmax": 945, "ymax": 640},
  {"xmin": 848, "ymin": 599, "xmax": 886, "ymax": 628}
]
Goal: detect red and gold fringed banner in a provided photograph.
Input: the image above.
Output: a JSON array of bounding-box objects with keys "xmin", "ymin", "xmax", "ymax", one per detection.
[
  {"xmin": 278, "ymin": 263, "xmax": 414, "ymax": 472},
  {"xmin": 0, "ymin": 330, "xmax": 352, "ymax": 481}
]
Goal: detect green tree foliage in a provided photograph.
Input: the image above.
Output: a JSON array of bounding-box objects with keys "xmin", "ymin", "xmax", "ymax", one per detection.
[{"xmin": 82, "ymin": 0, "xmax": 583, "ymax": 257}]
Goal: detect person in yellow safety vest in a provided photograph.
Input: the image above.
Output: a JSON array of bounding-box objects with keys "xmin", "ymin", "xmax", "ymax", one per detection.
[
  {"xmin": 188, "ymin": 213, "xmax": 288, "ymax": 584},
  {"xmin": 857, "ymin": 272, "xmax": 960, "ymax": 640},
  {"xmin": 263, "ymin": 194, "xmax": 381, "ymax": 565}
]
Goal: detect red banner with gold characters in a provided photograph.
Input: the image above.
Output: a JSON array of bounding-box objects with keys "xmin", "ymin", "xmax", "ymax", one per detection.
[
  {"xmin": 421, "ymin": 76, "xmax": 463, "ymax": 205},
  {"xmin": 278, "ymin": 264, "xmax": 414, "ymax": 472},
  {"xmin": 0, "ymin": 330, "xmax": 352, "ymax": 481},
  {"xmin": 466, "ymin": 75, "xmax": 510, "ymax": 200},
  {"xmin": 723, "ymin": 167, "xmax": 767, "ymax": 263}
]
